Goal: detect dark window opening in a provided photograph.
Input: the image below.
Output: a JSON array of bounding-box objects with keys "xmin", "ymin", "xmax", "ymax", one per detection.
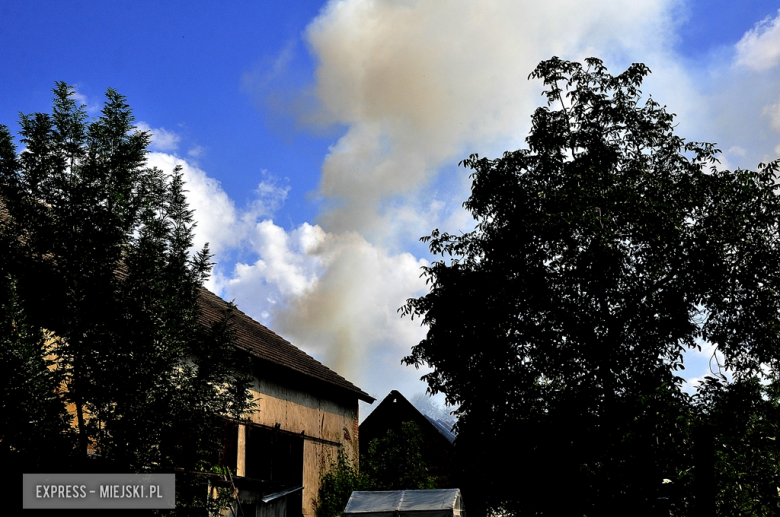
[
  {"xmin": 246, "ymin": 427, "xmax": 303, "ymax": 484},
  {"xmin": 213, "ymin": 420, "xmax": 238, "ymax": 474},
  {"xmin": 246, "ymin": 426, "xmax": 304, "ymax": 517}
]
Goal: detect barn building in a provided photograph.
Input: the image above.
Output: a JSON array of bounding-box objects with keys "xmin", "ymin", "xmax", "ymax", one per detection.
[{"xmin": 199, "ymin": 288, "xmax": 375, "ymax": 517}]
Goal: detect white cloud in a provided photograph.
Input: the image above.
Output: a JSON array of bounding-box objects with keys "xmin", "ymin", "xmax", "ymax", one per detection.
[
  {"xmin": 251, "ymin": 175, "xmax": 290, "ymax": 217},
  {"xmin": 71, "ymin": 89, "xmax": 101, "ymax": 114},
  {"xmin": 136, "ymin": 122, "xmax": 182, "ymax": 151},
  {"xmin": 680, "ymin": 341, "xmax": 732, "ymax": 395},
  {"xmin": 735, "ymin": 10, "xmax": 780, "ymax": 71},
  {"xmin": 188, "ymin": 145, "xmax": 206, "ymax": 158},
  {"xmin": 146, "ymin": 153, "xmax": 241, "ymax": 259},
  {"xmin": 229, "ymin": 220, "xmax": 323, "ymax": 302},
  {"xmin": 726, "ymin": 145, "xmax": 747, "ymax": 157},
  {"xmin": 763, "ymin": 97, "xmax": 780, "ymax": 131},
  {"xmin": 696, "ymin": 48, "xmax": 780, "ymax": 170},
  {"xmin": 684, "ymin": 375, "xmax": 706, "ymax": 392},
  {"xmin": 144, "ymin": 153, "xmax": 291, "ymax": 295}
]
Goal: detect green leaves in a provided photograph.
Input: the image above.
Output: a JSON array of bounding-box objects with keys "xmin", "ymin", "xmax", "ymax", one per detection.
[
  {"xmin": 693, "ymin": 377, "xmax": 780, "ymax": 516},
  {"xmin": 402, "ymin": 56, "xmax": 780, "ymax": 515},
  {"xmin": 361, "ymin": 422, "xmax": 436, "ymax": 491},
  {"xmin": 315, "ymin": 422, "xmax": 437, "ymax": 517},
  {"xmin": 1, "ymin": 83, "xmax": 255, "ymax": 489},
  {"xmin": 0, "ymin": 273, "xmax": 75, "ymax": 467},
  {"xmin": 316, "ymin": 450, "xmax": 371, "ymax": 517}
]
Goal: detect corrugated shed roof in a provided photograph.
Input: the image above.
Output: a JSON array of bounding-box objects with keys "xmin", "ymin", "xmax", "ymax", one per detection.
[
  {"xmin": 198, "ymin": 287, "xmax": 374, "ymax": 403},
  {"xmin": 344, "ymin": 489, "xmax": 464, "ymax": 517}
]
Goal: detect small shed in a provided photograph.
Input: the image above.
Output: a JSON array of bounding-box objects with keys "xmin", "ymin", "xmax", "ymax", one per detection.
[{"xmin": 343, "ymin": 489, "xmax": 465, "ymax": 517}]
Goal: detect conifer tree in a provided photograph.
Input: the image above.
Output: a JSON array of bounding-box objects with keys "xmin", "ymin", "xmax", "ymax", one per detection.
[{"xmin": 0, "ymin": 83, "xmax": 255, "ymax": 487}]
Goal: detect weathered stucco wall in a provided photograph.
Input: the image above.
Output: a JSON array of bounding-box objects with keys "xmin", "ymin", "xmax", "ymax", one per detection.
[{"xmin": 248, "ymin": 377, "xmax": 360, "ymax": 517}]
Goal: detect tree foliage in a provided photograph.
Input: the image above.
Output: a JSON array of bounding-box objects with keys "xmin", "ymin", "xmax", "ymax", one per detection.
[
  {"xmin": 693, "ymin": 376, "xmax": 780, "ymax": 516},
  {"xmin": 361, "ymin": 421, "xmax": 436, "ymax": 491},
  {"xmin": 315, "ymin": 422, "xmax": 436, "ymax": 517},
  {"xmin": 0, "ymin": 83, "xmax": 255, "ymax": 488},
  {"xmin": 401, "ymin": 57, "xmax": 780, "ymax": 515},
  {"xmin": 315, "ymin": 450, "xmax": 372, "ymax": 517},
  {"xmin": 0, "ymin": 273, "xmax": 74, "ymax": 465}
]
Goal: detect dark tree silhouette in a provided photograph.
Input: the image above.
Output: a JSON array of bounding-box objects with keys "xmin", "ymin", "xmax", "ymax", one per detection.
[
  {"xmin": 402, "ymin": 57, "xmax": 780, "ymax": 516},
  {"xmin": 0, "ymin": 84, "xmax": 256, "ymax": 512}
]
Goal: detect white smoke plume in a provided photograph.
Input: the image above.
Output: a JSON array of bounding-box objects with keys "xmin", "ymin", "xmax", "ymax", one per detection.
[
  {"xmin": 156, "ymin": 1, "xmax": 780, "ymax": 409},
  {"xmin": 246, "ymin": 0, "xmax": 690, "ymax": 402},
  {"xmin": 304, "ymin": 0, "xmax": 684, "ymax": 234}
]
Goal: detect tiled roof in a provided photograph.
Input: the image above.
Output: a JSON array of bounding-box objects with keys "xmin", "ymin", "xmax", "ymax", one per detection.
[{"xmin": 198, "ymin": 287, "xmax": 374, "ymax": 403}]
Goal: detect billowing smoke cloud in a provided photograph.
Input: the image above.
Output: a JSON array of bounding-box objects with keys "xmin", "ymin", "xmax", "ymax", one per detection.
[
  {"xmin": 220, "ymin": 224, "xmax": 431, "ymax": 394},
  {"xmin": 241, "ymin": 0, "xmax": 691, "ymax": 402},
  {"xmin": 156, "ymin": 1, "xmax": 780, "ymax": 409},
  {"xmin": 304, "ymin": 0, "xmax": 684, "ymax": 234},
  {"xmin": 267, "ymin": 231, "xmax": 429, "ymax": 390}
]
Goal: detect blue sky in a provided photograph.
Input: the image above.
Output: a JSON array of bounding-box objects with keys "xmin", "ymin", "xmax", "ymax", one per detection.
[{"xmin": 2, "ymin": 1, "xmax": 780, "ymax": 416}]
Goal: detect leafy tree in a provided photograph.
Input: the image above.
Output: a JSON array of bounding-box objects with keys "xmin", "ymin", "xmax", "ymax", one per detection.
[
  {"xmin": 315, "ymin": 422, "xmax": 435, "ymax": 517},
  {"xmin": 0, "ymin": 84, "xmax": 255, "ymax": 496},
  {"xmin": 361, "ymin": 421, "xmax": 436, "ymax": 491},
  {"xmin": 315, "ymin": 450, "xmax": 371, "ymax": 517},
  {"xmin": 692, "ymin": 376, "xmax": 780, "ymax": 516},
  {"xmin": 401, "ymin": 57, "xmax": 780, "ymax": 516}
]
